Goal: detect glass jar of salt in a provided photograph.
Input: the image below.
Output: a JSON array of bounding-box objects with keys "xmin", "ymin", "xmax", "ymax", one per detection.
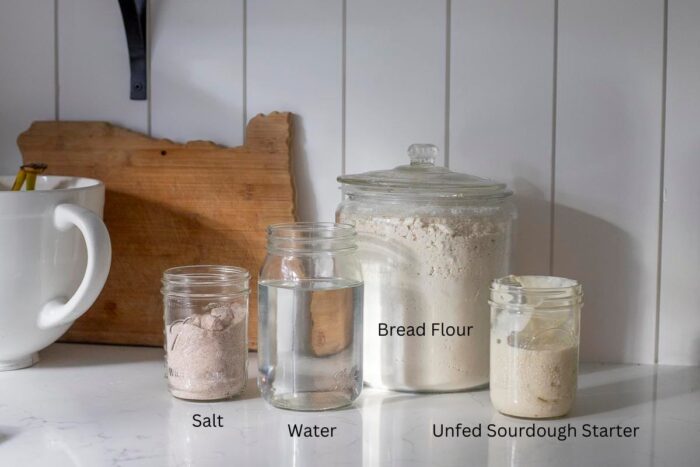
[
  {"xmin": 489, "ymin": 275, "xmax": 583, "ymax": 418},
  {"xmin": 162, "ymin": 265, "xmax": 250, "ymax": 401}
]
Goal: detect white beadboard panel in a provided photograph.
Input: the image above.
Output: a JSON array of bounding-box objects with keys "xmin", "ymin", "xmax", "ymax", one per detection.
[
  {"xmin": 150, "ymin": 0, "xmax": 244, "ymax": 145},
  {"xmin": 345, "ymin": 0, "xmax": 447, "ymax": 172},
  {"xmin": 554, "ymin": 0, "xmax": 664, "ymax": 364},
  {"xmin": 0, "ymin": 1, "xmax": 55, "ymax": 174},
  {"xmin": 247, "ymin": 0, "xmax": 343, "ymax": 222},
  {"xmin": 449, "ymin": 0, "xmax": 555, "ymax": 275},
  {"xmin": 659, "ymin": 0, "xmax": 700, "ymax": 365},
  {"xmin": 58, "ymin": 0, "xmax": 147, "ymax": 132}
]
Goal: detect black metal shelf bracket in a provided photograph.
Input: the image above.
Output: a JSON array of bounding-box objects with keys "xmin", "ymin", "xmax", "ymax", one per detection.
[{"xmin": 118, "ymin": 0, "xmax": 147, "ymax": 100}]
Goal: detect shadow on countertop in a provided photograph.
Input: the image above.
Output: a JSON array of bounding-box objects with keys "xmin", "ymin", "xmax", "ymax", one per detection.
[
  {"xmin": 35, "ymin": 342, "xmax": 163, "ymax": 369},
  {"xmin": 0, "ymin": 425, "xmax": 20, "ymax": 446},
  {"xmin": 572, "ymin": 365, "xmax": 700, "ymax": 417}
]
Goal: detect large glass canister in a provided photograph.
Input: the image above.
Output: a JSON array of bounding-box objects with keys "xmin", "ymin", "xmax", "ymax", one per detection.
[
  {"xmin": 337, "ymin": 144, "xmax": 515, "ymax": 392},
  {"xmin": 258, "ymin": 223, "xmax": 363, "ymax": 411},
  {"xmin": 489, "ymin": 275, "xmax": 583, "ymax": 418}
]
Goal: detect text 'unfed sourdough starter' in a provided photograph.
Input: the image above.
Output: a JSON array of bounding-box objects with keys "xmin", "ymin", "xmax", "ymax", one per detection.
[{"xmin": 432, "ymin": 423, "xmax": 640, "ymax": 441}]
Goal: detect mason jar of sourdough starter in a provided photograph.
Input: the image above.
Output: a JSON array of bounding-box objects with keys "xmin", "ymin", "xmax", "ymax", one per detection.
[
  {"xmin": 337, "ymin": 144, "xmax": 515, "ymax": 392},
  {"xmin": 490, "ymin": 275, "xmax": 583, "ymax": 418}
]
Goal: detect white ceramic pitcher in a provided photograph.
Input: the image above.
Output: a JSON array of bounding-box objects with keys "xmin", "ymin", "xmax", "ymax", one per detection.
[{"xmin": 0, "ymin": 175, "xmax": 111, "ymax": 370}]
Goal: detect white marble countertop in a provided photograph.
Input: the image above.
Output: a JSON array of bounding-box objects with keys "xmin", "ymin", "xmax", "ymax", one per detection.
[{"xmin": 1, "ymin": 344, "xmax": 699, "ymax": 467}]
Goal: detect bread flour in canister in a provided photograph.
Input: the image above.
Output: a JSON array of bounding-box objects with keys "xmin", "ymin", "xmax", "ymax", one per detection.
[{"xmin": 337, "ymin": 144, "xmax": 515, "ymax": 392}]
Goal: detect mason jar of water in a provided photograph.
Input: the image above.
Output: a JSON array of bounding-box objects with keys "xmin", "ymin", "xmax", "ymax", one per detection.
[{"xmin": 258, "ymin": 223, "xmax": 363, "ymax": 411}]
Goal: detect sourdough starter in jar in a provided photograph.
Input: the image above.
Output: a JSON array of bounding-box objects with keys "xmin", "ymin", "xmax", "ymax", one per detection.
[{"xmin": 489, "ymin": 275, "xmax": 583, "ymax": 418}]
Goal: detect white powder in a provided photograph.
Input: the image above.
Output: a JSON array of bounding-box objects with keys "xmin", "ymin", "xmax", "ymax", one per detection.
[
  {"xmin": 340, "ymin": 213, "xmax": 509, "ymax": 391},
  {"xmin": 490, "ymin": 334, "xmax": 578, "ymax": 418},
  {"xmin": 166, "ymin": 304, "xmax": 247, "ymax": 400}
]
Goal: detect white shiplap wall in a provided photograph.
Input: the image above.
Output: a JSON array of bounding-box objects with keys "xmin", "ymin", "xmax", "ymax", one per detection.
[
  {"xmin": 450, "ymin": 0, "xmax": 555, "ymax": 276},
  {"xmin": 345, "ymin": 0, "xmax": 447, "ymax": 172},
  {"xmin": 0, "ymin": 0, "xmax": 697, "ymax": 364},
  {"xmin": 660, "ymin": 0, "xmax": 700, "ymax": 366},
  {"xmin": 0, "ymin": 0, "xmax": 55, "ymax": 175},
  {"xmin": 151, "ymin": 0, "xmax": 245, "ymax": 145},
  {"xmin": 554, "ymin": 0, "xmax": 665, "ymax": 364},
  {"xmin": 247, "ymin": 0, "xmax": 344, "ymax": 223},
  {"xmin": 58, "ymin": 0, "xmax": 148, "ymax": 132}
]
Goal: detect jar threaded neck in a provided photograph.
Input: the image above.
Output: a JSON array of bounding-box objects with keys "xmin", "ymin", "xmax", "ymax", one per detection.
[
  {"xmin": 162, "ymin": 265, "xmax": 250, "ymax": 298},
  {"xmin": 490, "ymin": 275, "xmax": 583, "ymax": 310},
  {"xmin": 267, "ymin": 222, "xmax": 357, "ymax": 253}
]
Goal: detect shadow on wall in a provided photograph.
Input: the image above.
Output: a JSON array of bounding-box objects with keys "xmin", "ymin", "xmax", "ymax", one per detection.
[
  {"xmin": 0, "ymin": 132, "xmax": 22, "ymax": 175},
  {"xmin": 553, "ymin": 203, "xmax": 640, "ymax": 364},
  {"xmin": 489, "ymin": 176, "xmax": 642, "ymax": 363},
  {"xmin": 290, "ymin": 114, "xmax": 317, "ymax": 222},
  {"xmin": 510, "ymin": 176, "xmax": 550, "ymax": 275},
  {"xmin": 56, "ymin": 190, "xmax": 253, "ymax": 351}
]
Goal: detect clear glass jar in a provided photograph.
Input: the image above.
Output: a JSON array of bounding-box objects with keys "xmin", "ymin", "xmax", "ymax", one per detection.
[
  {"xmin": 489, "ymin": 275, "xmax": 583, "ymax": 418},
  {"xmin": 258, "ymin": 223, "xmax": 363, "ymax": 411},
  {"xmin": 162, "ymin": 265, "xmax": 250, "ymax": 401},
  {"xmin": 337, "ymin": 144, "xmax": 515, "ymax": 392}
]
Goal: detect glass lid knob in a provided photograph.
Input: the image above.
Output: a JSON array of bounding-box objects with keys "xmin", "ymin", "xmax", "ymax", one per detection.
[{"xmin": 408, "ymin": 144, "xmax": 438, "ymax": 166}]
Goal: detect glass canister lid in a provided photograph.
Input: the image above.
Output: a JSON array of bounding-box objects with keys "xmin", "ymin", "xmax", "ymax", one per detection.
[{"xmin": 337, "ymin": 144, "xmax": 511, "ymax": 198}]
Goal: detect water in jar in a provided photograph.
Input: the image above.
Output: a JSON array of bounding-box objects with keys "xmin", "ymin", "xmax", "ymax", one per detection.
[{"xmin": 258, "ymin": 278, "xmax": 363, "ymax": 411}]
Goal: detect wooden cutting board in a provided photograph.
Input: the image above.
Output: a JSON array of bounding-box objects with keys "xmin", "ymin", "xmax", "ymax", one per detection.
[{"xmin": 17, "ymin": 112, "xmax": 296, "ymax": 350}]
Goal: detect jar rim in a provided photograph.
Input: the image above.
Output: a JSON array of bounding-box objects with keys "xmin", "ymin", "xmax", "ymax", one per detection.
[
  {"xmin": 267, "ymin": 222, "xmax": 356, "ymax": 239},
  {"xmin": 490, "ymin": 275, "xmax": 583, "ymax": 310},
  {"xmin": 491, "ymin": 275, "xmax": 581, "ymax": 293},
  {"xmin": 162, "ymin": 265, "xmax": 250, "ymax": 287}
]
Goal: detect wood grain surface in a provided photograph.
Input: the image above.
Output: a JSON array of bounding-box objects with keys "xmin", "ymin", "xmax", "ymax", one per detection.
[
  {"xmin": 310, "ymin": 287, "xmax": 353, "ymax": 357},
  {"xmin": 17, "ymin": 112, "xmax": 296, "ymax": 349}
]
